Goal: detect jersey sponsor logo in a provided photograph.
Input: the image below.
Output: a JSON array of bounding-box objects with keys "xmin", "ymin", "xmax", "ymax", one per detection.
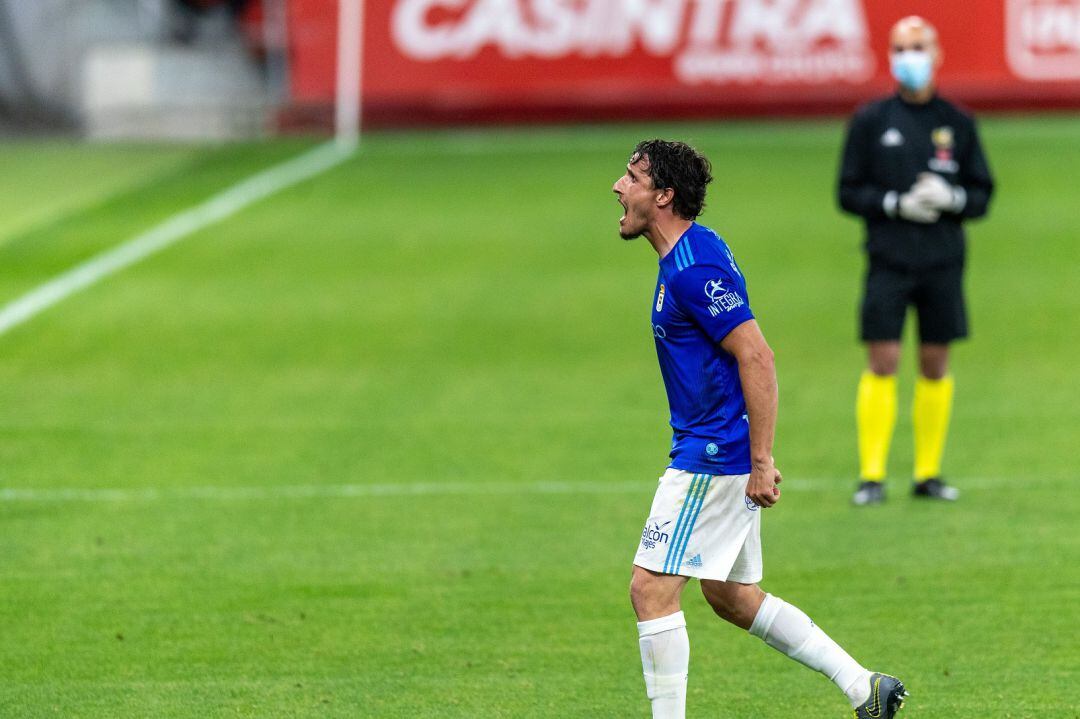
[
  {"xmin": 704, "ymin": 279, "xmax": 745, "ymax": 316},
  {"xmin": 641, "ymin": 521, "xmax": 672, "ymax": 550},
  {"xmin": 880, "ymin": 127, "xmax": 904, "ymax": 146},
  {"xmin": 1006, "ymin": 0, "xmax": 1080, "ymax": 80},
  {"xmin": 929, "ymin": 125, "xmax": 958, "ymax": 173},
  {"xmin": 653, "ymin": 324, "xmax": 667, "ymax": 339},
  {"xmin": 392, "ymin": 0, "xmax": 875, "ymax": 85},
  {"xmin": 705, "ymin": 279, "xmax": 726, "ymax": 301},
  {"xmin": 656, "ymin": 283, "xmax": 666, "ymax": 312}
]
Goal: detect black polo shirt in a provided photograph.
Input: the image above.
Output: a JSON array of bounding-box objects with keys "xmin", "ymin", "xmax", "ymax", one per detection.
[{"xmin": 838, "ymin": 94, "xmax": 995, "ymax": 270}]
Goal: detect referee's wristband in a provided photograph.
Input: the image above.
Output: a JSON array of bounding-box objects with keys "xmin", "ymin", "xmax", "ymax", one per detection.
[{"xmin": 883, "ymin": 191, "xmax": 899, "ymax": 218}]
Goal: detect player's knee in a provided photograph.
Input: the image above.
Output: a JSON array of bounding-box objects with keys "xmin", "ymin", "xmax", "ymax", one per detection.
[
  {"xmin": 867, "ymin": 359, "xmax": 898, "ymax": 376},
  {"xmin": 701, "ymin": 582, "xmax": 737, "ymax": 619},
  {"xmin": 866, "ymin": 342, "xmax": 900, "ymax": 375},
  {"xmin": 867, "ymin": 354, "xmax": 898, "ymax": 375},
  {"xmin": 920, "ymin": 365, "xmax": 948, "ymax": 380},
  {"xmin": 918, "ymin": 348, "xmax": 949, "ymax": 379},
  {"xmin": 629, "ymin": 572, "xmax": 654, "ymax": 613},
  {"xmin": 702, "ymin": 581, "xmax": 762, "ymax": 627},
  {"xmin": 630, "ymin": 570, "xmax": 675, "ymax": 619}
]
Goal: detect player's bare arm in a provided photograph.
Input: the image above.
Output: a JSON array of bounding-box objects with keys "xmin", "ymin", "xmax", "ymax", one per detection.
[{"xmin": 720, "ymin": 319, "xmax": 782, "ymax": 508}]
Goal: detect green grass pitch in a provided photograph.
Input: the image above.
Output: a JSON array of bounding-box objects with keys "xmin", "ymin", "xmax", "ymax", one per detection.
[{"xmin": 0, "ymin": 116, "xmax": 1077, "ymax": 717}]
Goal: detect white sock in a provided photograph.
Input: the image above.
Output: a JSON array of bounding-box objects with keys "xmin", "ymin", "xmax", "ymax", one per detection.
[
  {"xmin": 637, "ymin": 611, "xmax": 689, "ymax": 719},
  {"xmin": 749, "ymin": 594, "xmax": 872, "ymax": 708}
]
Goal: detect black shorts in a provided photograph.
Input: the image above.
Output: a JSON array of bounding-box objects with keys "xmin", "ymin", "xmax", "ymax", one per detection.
[{"xmin": 860, "ymin": 261, "xmax": 968, "ymax": 343}]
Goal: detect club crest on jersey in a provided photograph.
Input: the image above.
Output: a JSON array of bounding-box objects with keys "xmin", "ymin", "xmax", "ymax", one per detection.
[
  {"xmin": 929, "ymin": 125, "xmax": 958, "ymax": 173},
  {"xmin": 932, "ymin": 126, "xmax": 954, "ymax": 149},
  {"xmin": 656, "ymin": 283, "xmax": 666, "ymax": 312},
  {"xmin": 704, "ymin": 279, "xmax": 745, "ymax": 316}
]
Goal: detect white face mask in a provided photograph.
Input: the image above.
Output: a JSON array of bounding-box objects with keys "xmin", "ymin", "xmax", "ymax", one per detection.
[{"xmin": 891, "ymin": 50, "xmax": 933, "ymax": 91}]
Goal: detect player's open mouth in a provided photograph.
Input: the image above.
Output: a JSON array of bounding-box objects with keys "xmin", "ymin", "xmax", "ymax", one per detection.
[{"xmin": 617, "ymin": 197, "xmax": 627, "ymax": 224}]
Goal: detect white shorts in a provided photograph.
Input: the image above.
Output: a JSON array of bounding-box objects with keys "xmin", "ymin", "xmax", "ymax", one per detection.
[{"xmin": 633, "ymin": 468, "xmax": 762, "ymax": 583}]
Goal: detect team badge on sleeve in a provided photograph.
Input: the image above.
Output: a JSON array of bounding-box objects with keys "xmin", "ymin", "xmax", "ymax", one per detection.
[{"xmin": 704, "ymin": 279, "xmax": 745, "ymax": 316}]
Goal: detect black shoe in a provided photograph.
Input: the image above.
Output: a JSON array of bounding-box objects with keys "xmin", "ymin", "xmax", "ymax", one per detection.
[
  {"xmin": 912, "ymin": 477, "xmax": 959, "ymax": 501},
  {"xmin": 853, "ymin": 673, "xmax": 907, "ymax": 718},
  {"xmin": 852, "ymin": 481, "xmax": 884, "ymax": 506}
]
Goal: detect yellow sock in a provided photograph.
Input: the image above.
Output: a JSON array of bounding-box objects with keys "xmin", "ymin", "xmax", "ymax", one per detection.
[
  {"xmin": 856, "ymin": 371, "xmax": 897, "ymax": 481},
  {"xmin": 913, "ymin": 375, "xmax": 955, "ymax": 480}
]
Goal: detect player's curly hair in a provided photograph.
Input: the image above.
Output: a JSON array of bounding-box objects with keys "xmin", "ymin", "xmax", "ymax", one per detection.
[{"xmin": 631, "ymin": 139, "xmax": 713, "ymax": 220}]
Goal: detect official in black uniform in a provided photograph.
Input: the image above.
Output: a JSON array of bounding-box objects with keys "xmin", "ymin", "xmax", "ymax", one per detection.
[{"xmin": 838, "ymin": 16, "xmax": 994, "ymax": 506}]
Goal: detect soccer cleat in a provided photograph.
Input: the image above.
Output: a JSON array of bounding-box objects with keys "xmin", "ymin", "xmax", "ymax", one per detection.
[
  {"xmin": 912, "ymin": 477, "xmax": 959, "ymax": 501},
  {"xmin": 852, "ymin": 481, "xmax": 885, "ymax": 506},
  {"xmin": 853, "ymin": 673, "xmax": 907, "ymax": 719}
]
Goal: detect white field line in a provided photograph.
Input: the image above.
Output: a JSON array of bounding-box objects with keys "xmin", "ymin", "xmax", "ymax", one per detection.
[
  {"xmin": 0, "ymin": 477, "xmax": 1018, "ymax": 503},
  {"xmin": 0, "ymin": 141, "xmax": 353, "ymax": 337}
]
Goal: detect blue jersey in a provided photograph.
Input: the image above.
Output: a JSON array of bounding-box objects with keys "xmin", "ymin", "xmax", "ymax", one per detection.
[{"xmin": 651, "ymin": 223, "xmax": 755, "ymax": 475}]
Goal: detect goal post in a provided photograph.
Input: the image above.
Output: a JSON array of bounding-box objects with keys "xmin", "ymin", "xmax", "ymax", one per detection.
[{"xmin": 334, "ymin": 0, "xmax": 363, "ymax": 149}]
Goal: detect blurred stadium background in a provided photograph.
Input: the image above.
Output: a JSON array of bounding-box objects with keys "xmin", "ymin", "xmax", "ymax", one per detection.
[{"xmin": 1, "ymin": 1, "xmax": 1077, "ymax": 716}]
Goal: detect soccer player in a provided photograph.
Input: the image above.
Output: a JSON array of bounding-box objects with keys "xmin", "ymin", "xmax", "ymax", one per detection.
[
  {"xmin": 614, "ymin": 139, "xmax": 907, "ymax": 719},
  {"xmin": 838, "ymin": 16, "xmax": 995, "ymax": 505}
]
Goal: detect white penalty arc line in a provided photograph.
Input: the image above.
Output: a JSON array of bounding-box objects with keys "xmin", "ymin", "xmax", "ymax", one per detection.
[
  {"xmin": 0, "ymin": 477, "xmax": 1019, "ymax": 503},
  {"xmin": 0, "ymin": 141, "xmax": 354, "ymax": 337}
]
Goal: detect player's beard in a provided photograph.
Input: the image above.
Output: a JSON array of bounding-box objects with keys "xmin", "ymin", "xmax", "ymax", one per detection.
[{"xmin": 619, "ymin": 206, "xmax": 646, "ymax": 240}]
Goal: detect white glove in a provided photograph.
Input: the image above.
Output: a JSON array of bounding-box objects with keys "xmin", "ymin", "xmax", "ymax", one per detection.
[
  {"xmin": 911, "ymin": 172, "xmax": 966, "ymax": 213},
  {"xmin": 884, "ymin": 189, "xmax": 939, "ymax": 223}
]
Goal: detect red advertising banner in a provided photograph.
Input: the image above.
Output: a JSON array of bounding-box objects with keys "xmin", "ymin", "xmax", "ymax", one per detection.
[{"xmin": 286, "ymin": 0, "xmax": 1080, "ymax": 127}]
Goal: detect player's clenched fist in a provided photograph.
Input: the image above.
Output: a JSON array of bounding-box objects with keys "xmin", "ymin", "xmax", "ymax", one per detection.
[{"xmin": 746, "ymin": 459, "xmax": 782, "ymax": 508}]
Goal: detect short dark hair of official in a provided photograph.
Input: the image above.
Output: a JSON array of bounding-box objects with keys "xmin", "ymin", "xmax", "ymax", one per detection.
[{"xmin": 631, "ymin": 139, "xmax": 713, "ymax": 220}]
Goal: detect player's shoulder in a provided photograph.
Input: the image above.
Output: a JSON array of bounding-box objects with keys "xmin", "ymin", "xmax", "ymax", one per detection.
[
  {"xmin": 681, "ymin": 223, "xmax": 737, "ymax": 264},
  {"xmin": 850, "ymin": 96, "xmax": 894, "ymax": 125},
  {"xmin": 666, "ymin": 224, "xmax": 742, "ymax": 285},
  {"xmin": 932, "ymin": 95, "xmax": 978, "ymax": 127}
]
